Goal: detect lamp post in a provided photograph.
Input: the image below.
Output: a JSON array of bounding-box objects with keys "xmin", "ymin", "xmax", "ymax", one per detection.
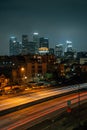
[
  {"xmin": 21, "ymin": 67, "xmax": 25, "ymax": 72},
  {"xmin": 20, "ymin": 67, "xmax": 25, "ymax": 82}
]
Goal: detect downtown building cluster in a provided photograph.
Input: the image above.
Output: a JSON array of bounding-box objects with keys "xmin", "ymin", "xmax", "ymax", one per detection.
[
  {"xmin": 0, "ymin": 33, "xmax": 87, "ymax": 87},
  {"xmin": 9, "ymin": 32, "xmax": 75, "ymax": 59},
  {"xmin": 9, "ymin": 33, "xmax": 50, "ymax": 56}
]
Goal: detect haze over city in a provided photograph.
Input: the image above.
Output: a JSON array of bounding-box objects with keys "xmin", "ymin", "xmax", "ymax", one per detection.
[{"xmin": 0, "ymin": 0, "xmax": 87, "ymax": 55}]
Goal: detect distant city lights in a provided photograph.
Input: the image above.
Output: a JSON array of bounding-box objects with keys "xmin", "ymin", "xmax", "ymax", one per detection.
[
  {"xmin": 33, "ymin": 32, "xmax": 39, "ymax": 35},
  {"xmin": 66, "ymin": 40, "xmax": 72, "ymax": 44}
]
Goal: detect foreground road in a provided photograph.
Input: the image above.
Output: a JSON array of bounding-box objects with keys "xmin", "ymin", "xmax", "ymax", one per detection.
[
  {"xmin": 0, "ymin": 91, "xmax": 87, "ymax": 130},
  {"xmin": 0, "ymin": 83, "xmax": 87, "ymax": 111}
]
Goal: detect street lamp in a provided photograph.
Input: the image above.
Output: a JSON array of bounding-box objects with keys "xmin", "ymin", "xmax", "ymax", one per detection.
[
  {"xmin": 20, "ymin": 67, "xmax": 25, "ymax": 82},
  {"xmin": 21, "ymin": 67, "xmax": 25, "ymax": 72}
]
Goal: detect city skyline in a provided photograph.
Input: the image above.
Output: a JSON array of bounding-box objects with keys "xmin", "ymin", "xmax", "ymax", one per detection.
[{"xmin": 0, "ymin": 0, "xmax": 87, "ymax": 55}]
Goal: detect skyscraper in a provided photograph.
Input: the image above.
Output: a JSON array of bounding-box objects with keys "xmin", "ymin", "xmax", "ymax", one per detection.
[
  {"xmin": 22, "ymin": 35, "xmax": 28, "ymax": 44},
  {"xmin": 22, "ymin": 35, "xmax": 29, "ymax": 55},
  {"xmin": 39, "ymin": 37, "xmax": 49, "ymax": 48},
  {"xmin": 28, "ymin": 41, "xmax": 37, "ymax": 54},
  {"xmin": 55, "ymin": 44, "xmax": 63, "ymax": 57},
  {"xmin": 9, "ymin": 36, "xmax": 21, "ymax": 56},
  {"xmin": 64, "ymin": 41, "xmax": 75, "ymax": 59},
  {"xmin": 33, "ymin": 32, "xmax": 39, "ymax": 54},
  {"xmin": 65, "ymin": 40, "xmax": 73, "ymax": 52}
]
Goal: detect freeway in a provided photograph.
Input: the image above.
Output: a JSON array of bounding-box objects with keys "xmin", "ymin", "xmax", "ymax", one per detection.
[
  {"xmin": 0, "ymin": 83, "xmax": 87, "ymax": 111},
  {"xmin": 0, "ymin": 91, "xmax": 87, "ymax": 130}
]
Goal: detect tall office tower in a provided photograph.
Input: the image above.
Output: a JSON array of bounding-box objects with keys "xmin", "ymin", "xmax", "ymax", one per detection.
[
  {"xmin": 65, "ymin": 40, "xmax": 73, "ymax": 52},
  {"xmin": 49, "ymin": 48, "xmax": 54, "ymax": 55},
  {"xmin": 39, "ymin": 37, "xmax": 49, "ymax": 48},
  {"xmin": 9, "ymin": 36, "xmax": 21, "ymax": 56},
  {"xmin": 33, "ymin": 32, "xmax": 39, "ymax": 54},
  {"xmin": 22, "ymin": 35, "xmax": 29, "ymax": 55},
  {"xmin": 28, "ymin": 41, "xmax": 36, "ymax": 54},
  {"xmin": 55, "ymin": 44, "xmax": 63, "ymax": 57},
  {"xmin": 64, "ymin": 40, "xmax": 75, "ymax": 59}
]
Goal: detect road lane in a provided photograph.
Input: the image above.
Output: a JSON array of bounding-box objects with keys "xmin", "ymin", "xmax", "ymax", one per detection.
[
  {"xmin": 0, "ymin": 91, "xmax": 87, "ymax": 129},
  {"xmin": 0, "ymin": 83, "xmax": 87, "ymax": 111}
]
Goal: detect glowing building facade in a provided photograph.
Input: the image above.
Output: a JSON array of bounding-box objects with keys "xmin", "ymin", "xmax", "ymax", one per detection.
[
  {"xmin": 38, "ymin": 47, "xmax": 49, "ymax": 54},
  {"xmin": 65, "ymin": 40, "xmax": 73, "ymax": 52}
]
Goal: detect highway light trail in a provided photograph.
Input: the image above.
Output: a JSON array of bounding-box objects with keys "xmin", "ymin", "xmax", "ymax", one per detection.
[
  {"xmin": 0, "ymin": 91, "xmax": 87, "ymax": 130},
  {"xmin": 0, "ymin": 83, "xmax": 87, "ymax": 111}
]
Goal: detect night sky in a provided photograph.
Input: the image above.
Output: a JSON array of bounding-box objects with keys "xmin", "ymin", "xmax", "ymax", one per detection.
[{"xmin": 0, "ymin": 0, "xmax": 87, "ymax": 55}]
